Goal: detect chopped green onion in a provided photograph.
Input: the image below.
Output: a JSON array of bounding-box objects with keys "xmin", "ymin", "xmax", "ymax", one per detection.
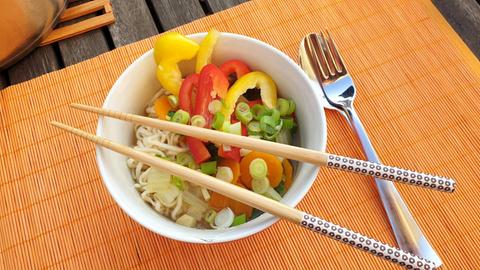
[
  {"xmin": 214, "ymin": 208, "xmax": 234, "ymax": 229},
  {"xmin": 216, "ymin": 166, "xmax": 234, "ymax": 182},
  {"xmin": 247, "ymin": 121, "xmax": 261, "ymax": 135},
  {"xmin": 270, "ymin": 108, "xmax": 281, "ymax": 123},
  {"xmin": 275, "ymin": 128, "xmax": 292, "ymax": 144},
  {"xmin": 212, "ymin": 112, "xmax": 224, "ymax": 130},
  {"xmin": 200, "ymin": 161, "xmax": 217, "ymax": 175},
  {"xmin": 176, "ymin": 152, "xmax": 197, "ymax": 169},
  {"xmin": 282, "ymin": 118, "xmax": 295, "ymax": 129},
  {"xmin": 252, "ymin": 177, "xmax": 270, "ymax": 194},
  {"xmin": 171, "ymin": 175, "xmax": 185, "ymax": 191},
  {"xmin": 205, "ymin": 209, "xmax": 217, "ymax": 225},
  {"xmin": 208, "ymin": 100, "xmax": 223, "ymax": 114},
  {"xmin": 260, "ymin": 115, "xmax": 277, "ymax": 134},
  {"xmin": 171, "ymin": 109, "xmax": 190, "ymax": 124},
  {"xmin": 276, "ymin": 98, "xmax": 290, "ymax": 116},
  {"xmin": 251, "ymin": 104, "xmax": 269, "ymax": 120},
  {"xmin": 167, "ymin": 95, "xmax": 178, "ymax": 108},
  {"xmin": 263, "ymin": 118, "xmax": 283, "ymax": 140},
  {"xmin": 155, "ymin": 153, "xmax": 165, "ymax": 158},
  {"xmin": 263, "ymin": 186, "xmax": 282, "ymax": 201},
  {"xmin": 286, "ymin": 99, "xmax": 296, "ymax": 115},
  {"xmin": 228, "ymin": 122, "xmax": 242, "ymax": 136},
  {"xmin": 235, "ymin": 102, "xmax": 253, "ymax": 124},
  {"xmin": 275, "ymin": 180, "xmax": 286, "ymax": 196},
  {"xmin": 191, "ymin": 115, "xmax": 206, "ymax": 128},
  {"xmin": 249, "ymin": 158, "xmax": 268, "ymax": 180},
  {"xmin": 232, "ymin": 214, "xmax": 247, "ymax": 226}
]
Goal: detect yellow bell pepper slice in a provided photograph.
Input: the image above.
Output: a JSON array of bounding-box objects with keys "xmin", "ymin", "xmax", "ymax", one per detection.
[
  {"xmin": 153, "ymin": 32, "xmax": 200, "ymax": 96},
  {"xmin": 156, "ymin": 60, "xmax": 183, "ymax": 96},
  {"xmin": 195, "ymin": 29, "xmax": 220, "ymax": 73},
  {"xmin": 221, "ymin": 71, "xmax": 277, "ymax": 121},
  {"xmin": 154, "ymin": 32, "xmax": 199, "ymax": 64}
]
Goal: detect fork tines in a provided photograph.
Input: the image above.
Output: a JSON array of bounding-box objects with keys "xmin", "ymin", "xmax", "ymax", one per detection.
[{"xmin": 304, "ymin": 32, "xmax": 347, "ymax": 83}]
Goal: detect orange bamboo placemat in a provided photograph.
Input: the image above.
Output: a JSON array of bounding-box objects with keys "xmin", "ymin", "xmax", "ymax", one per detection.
[{"xmin": 1, "ymin": 0, "xmax": 480, "ymax": 269}]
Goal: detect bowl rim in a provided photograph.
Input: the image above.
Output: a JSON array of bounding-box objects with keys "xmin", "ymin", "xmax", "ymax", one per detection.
[{"xmin": 96, "ymin": 32, "xmax": 327, "ymax": 243}]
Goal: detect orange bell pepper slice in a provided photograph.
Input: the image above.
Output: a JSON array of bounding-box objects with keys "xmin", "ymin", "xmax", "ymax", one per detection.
[
  {"xmin": 153, "ymin": 96, "xmax": 173, "ymax": 120},
  {"xmin": 240, "ymin": 151, "xmax": 283, "ymax": 189}
]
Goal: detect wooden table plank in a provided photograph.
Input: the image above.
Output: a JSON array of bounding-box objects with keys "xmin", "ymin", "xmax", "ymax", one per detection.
[
  {"xmin": 57, "ymin": 1, "xmax": 111, "ymax": 66},
  {"xmin": 6, "ymin": 46, "xmax": 61, "ymax": 85},
  {"xmin": 149, "ymin": 0, "xmax": 206, "ymax": 30},
  {"xmin": 107, "ymin": 0, "xmax": 159, "ymax": 47},
  {"xmin": 205, "ymin": 0, "xmax": 247, "ymax": 12},
  {"xmin": 433, "ymin": 0, "xmax": 480, "ymax": 58}
]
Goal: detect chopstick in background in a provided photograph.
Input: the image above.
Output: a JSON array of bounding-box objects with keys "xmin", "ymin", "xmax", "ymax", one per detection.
[
  {"xmin": 71, "ymin": 103, "xmax": 456, "ymax": 193},
  {"xmin": 51, "ymin": 121, "xmax": 437, "ymax": 270}
]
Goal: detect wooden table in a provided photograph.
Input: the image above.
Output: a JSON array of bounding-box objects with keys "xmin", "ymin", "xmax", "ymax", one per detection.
[{"xmin": 0, "ymin": 0, "xmax": 478, "ymax": 90}]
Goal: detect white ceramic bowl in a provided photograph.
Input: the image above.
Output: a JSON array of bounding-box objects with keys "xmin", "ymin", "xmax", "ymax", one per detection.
[{"xmin": 96, "ymin": 32, "xmax": 327, "ymax": 243}]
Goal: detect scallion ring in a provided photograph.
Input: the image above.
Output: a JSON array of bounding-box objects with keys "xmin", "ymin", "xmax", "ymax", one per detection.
[
  {"xmin": 171, "ymin": 109, "xmax": 190, "ymax": 124},
  {"xmin": 235, "ymin": 102, "xmax": 253, "ymax": 124},
  {"xmin": 191, "ymin": 115, "xmax": 206, "ymax": 128},
  {"xmin": 212, "ymin": 112, "xmax": 225, "ymax": 130}
]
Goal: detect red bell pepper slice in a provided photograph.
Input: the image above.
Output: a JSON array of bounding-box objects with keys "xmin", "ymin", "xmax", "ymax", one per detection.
[
  {"xmin": 186, "ymin": 137, "xmax": 211, "ymax": 164},
  {"xmin": 218, "ymin": 145, "xmax": 241, "ymax": 162},
  {"xmin": 241, "ymin": 124, "xmax": 248, "ymax": 136},
  {"xmin": 179, "ymin": 73, "xmax": 199, "ymax": 112},
  {"xmin": 199, "ymin": 64, "xmax": 229, "ymax": 98},
  {"xmin": 179, "ymin": 73, "xmax": 211, "ymax": 164},
  {"xmin": 194, "ymin": 71, "xmax": 214, "ymax": 127},
  {"xmin": 220, "ymin": 60, "xmax": 251, "ymax": 84}
]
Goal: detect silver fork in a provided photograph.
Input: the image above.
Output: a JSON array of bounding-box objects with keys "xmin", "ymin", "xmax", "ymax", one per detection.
[{"xmin": 299, "ymin": 32, "xmax": 442, "ymax": 266}]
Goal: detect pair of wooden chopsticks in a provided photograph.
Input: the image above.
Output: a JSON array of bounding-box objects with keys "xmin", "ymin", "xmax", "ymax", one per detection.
[
  {"xmin": 71, "ymin": 103, "xmax": 456, "ymax": 193},
  {"xmin": 51, "ymin": 104, "xmax": 450, "ymax": 269}
]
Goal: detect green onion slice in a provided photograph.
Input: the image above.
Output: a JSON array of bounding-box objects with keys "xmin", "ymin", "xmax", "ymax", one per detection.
[
  {"xmin": 208, "ymin": 100, "xmax": 223, "ymax": 114},
  {"xmin": 249, "ymin": 158, "xmax": 268, "ymax": 180},
  {"xmin": 252, "ymin": 177, "xmax": 270, "ymax": 194},
  {"xmin": 282, "ymin": 118, "xmax": 295, "ymax": 129},
  {"xmin": 200, "ymin": 161, "xmax": 217, "ymax": 175},
  {"xmin": 235, "ymin": 102, "xmax": 253, "ymax": 124},
  {"xmin": 276, "ymin": 98, "xmax": 290, "ymax": 116},
  {"xmin": 270, "ymin": 109, "xmax": 281, "ymax": 123},
  {"xmin": 176, "ymin": 152, "xmax": 197, "ymax": 169},
  {"xmin": 171, "ymin": 109, "xmax": 190, "ymax": 124},
  {"xmin": 286, "ymin": 99, "xmax": 296, "ymax": 115},
  {"xmin": 216, "ymin": 166, "xmax": 234, "ymax": 182},
  {"xmin": 260, "ymin": 115, "xmax": 277, "ymax": 134},
  {"xmin": 251, "ymin": 104, "xmax": 269, "ymax": 120},
  {"xmin": 212, "ymin": 112, "xmax": 225, "ymax": 130},
  {"xmin": 171, "ymin": 175, "xmax": 185, "ymax": 191},
  {"xmin": 191, "ymin": 115, "xmax": 206, "ymax": 128},
  {"xmin": 247, "ymin": 121, "xmax": 261, "ymax": 135},
  {"xmin": 232, "ymin": 214, "xmax": 247, "ymax": 226}
]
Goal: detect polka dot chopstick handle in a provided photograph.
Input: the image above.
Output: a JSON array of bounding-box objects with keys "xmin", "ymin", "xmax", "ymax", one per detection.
[
  {"xmin": 300, "ymin": 213, "xmax": 437, "ymax": 269},
  {"xmin": 326, "ymin": 154, "xmax": 456, "ymax": 193}
]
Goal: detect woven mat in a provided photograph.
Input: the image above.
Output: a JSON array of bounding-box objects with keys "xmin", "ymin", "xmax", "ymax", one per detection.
[{"xmin": 1, "ymin": 0, "xmax": 480, "ymax": 268}]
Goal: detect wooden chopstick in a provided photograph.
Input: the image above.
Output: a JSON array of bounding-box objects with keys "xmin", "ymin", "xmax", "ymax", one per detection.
[
  {"xmin": 71, "ymin": 103, "xmax": 456, "ymax": 193},
  {"xmin": 50, "ymin": 121, "xmax": 436, "ymax": 270}
]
